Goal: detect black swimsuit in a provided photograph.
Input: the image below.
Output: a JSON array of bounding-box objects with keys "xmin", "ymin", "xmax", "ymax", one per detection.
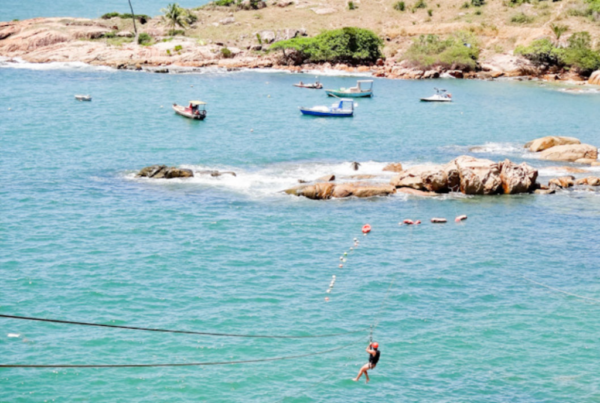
[{"xmin": 369, "ymin": 349, "xmax": 380, "ymax": 367}]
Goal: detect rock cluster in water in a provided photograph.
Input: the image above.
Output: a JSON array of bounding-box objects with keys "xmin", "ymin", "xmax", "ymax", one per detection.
[
  {"xmin": 524, "ymin": 136, "xmax": 599, "ymax": 164},
  {"xmin": 137, "ymin": 165, "xmax": 238, "ymax": 179}
]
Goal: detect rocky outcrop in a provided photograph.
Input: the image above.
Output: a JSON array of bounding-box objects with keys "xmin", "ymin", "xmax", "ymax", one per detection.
[
  {"xmin": 500, "ymin": 159, "xmax": 538, "ymax": 194},
  {"xmin": 589, "ymin": 70, "xmax": 600, "ymax": 85},
  {"xmin": 452, "ymin": 156, "xmax": 502, "ymax": 195},
  {"xmin": 549, "ymin": 176, "xmax": 574, "ymax": 188},
  {"xmin": 575, "ymin": 158, "xmax": 598, "ymax": 165},
  {"xmin": 575, "ymin": 176, "xmax": 600, "ymax": 186},
  {"xmin": 390, "ymin": 165, "xmax": 456, "ymax": 193},
  {"xmin": 382, "ymin": 163, "xmax": 403, "ymax": 173},
  {"xmin": 284, "ymin": 182, "xmax": 394, "ymax": 199},
  {"xmin": 525, "ymin": 136, "xmax": 581, "ymax": 152},
  {"xmin": 539, "ymin": 144, "xmax": 598, "ymax": 162},
  {"xmin": 137, "ymin": 165, "xmax": 193, "ymax": 179},
  {"xmin": 197, "ymin": 170, "xmax": 237, "ymax": 177}
]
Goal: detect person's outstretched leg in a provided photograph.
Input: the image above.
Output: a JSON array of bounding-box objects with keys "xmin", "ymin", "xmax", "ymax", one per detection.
[{"xmin": 353, "ymin": 364, "xmax": 368, "ymax": 381}]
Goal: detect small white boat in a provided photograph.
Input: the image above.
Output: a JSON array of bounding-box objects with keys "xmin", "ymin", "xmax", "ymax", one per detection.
[
  {"xmin": 421, "ymin": 88, "xmax": 452, "ymax": 102},
  {"xmin": 75, "ymin": 95, "xmax": 92, "ymax": 101},
  {"xmin": 299, "ymin": 98, "xmax": 355, "ymax": 117},
  {"xmin": 172, "ymin": 100, "xmax": 207, "ymax": 120},
  {"xmin": 293, "ymin": 81, "xmax": 323, "ymax": 89}
]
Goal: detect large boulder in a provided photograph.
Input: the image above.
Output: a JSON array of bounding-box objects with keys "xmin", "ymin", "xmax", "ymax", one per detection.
[
  {"xmin": 539, "ymin": 144, "xmax": 598, "ymax": 162},
  {"xmin": 589, "ymin": 70, "xmax": 600, "ymax": 85},
  {"xmin": 390, "ymin": 165, "xmax": 451, "ymax": 192},
  {"xmin": 500, "ymin": 159, "xmax": 538, "ymax": 194},
  {"xmin": 137, "ymin": 165, "xmax": 167, "ymax": 178},
  {"xmin": 451, "ymin": 156, "xmax": 502, "ymax": 195},
  {"xmin": 549, "ymin": 176, "xmax": 574, "ymax": 188},
  {"xmin": 164, "ymin": 167, "xmax": 194, "ymax": 178},
  {"xmin": 526, "ymin": 136, "xmax": 581, "ymax": 152},
  {"xmin": 575, "ymin": 176, "xmax": 600, "ymax": 186}
]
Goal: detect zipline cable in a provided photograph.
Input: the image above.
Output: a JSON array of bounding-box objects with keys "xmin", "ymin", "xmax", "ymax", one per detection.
[
  {"xmin": 0, "ymin": 314, "xmax": 367, "ymax": 339},
  {"xmin": 0, "ymin": 339, "xmax": 364, "ymax": 369}
]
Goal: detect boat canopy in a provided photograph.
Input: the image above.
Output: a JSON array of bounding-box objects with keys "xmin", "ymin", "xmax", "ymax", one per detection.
[
  {"xmin": 337, "ymin": 99, "xmax": 354, "ymax": 110},
  {"xmin": 189, "ymin": 100, "xmax": 207, "ymax": 106},
  {"xmin": 357, "ymin": 80, "xmax": 373, "ymax": 91}
]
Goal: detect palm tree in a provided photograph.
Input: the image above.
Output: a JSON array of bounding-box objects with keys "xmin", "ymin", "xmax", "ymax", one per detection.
[
  {"xmin": 550, "ymin": 23, "xmax": 568, "ymax": 45},
  {"xmin": 161, "ymin": 3, "xmax": 188, "ymax": 33}
]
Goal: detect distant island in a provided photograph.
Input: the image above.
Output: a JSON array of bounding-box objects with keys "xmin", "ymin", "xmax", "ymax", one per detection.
[{"xmin": 1, "ymin": 0, "xmax": 600, "ymax": 83}]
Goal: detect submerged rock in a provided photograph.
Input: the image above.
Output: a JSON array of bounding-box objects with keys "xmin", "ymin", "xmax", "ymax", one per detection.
[
  {"xmin": 197, "ymin": 170, "xmax": 237, "ymax": 177},
  {"xmin": 137, "ymin": 165, "xmax": 193, "ymax": 179},
  {"xmin": 575, "ymin": 176, "xmax": 600, "ymax": 186},
  {"xmin": 549, "ymin": 176, "xmax": 575, "ymax": 188},
  {"xmin": 284, "ymin": 182, "xmax": 394, "ymax": 199}
]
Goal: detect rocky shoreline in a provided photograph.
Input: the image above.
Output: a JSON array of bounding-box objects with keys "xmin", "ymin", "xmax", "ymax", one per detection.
[
  {"xmin": 136, "ymin": 136, "xmax": 600, "ymax": 200},
  {"xmin": 2, "ymin": 17, "xmax": 600, "ymax": 85}
]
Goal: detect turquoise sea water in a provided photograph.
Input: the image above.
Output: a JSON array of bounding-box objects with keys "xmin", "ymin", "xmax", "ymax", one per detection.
[
  {"xmin": 1, "ymin": 0, "xmax": 207, "ymax": 21},
  {"xmin": 1, "ymin": 62, "xmax": 600, "ymax": 402}
]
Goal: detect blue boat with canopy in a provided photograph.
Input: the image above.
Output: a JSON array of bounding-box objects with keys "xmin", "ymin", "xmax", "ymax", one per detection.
[{"xmin": 299, "ymin": 98, "xmax": 355, "ymax": 117}]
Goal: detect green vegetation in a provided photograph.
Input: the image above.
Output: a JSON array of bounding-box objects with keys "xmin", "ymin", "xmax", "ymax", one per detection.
[
  {"xmin": 510, "ymin": 12, "xmax": 534, "ymax": 23},
  {"xmin": 394, "ymin": 1, "xmax": 406, "ymax": 11},
  {"xmin": 137, "ymin": 32, "xmax": 152, "ymax": 45},
  {"xmin": 270, "ymin": 27, "xmax": 384, "ymax": 64},
  {"xmin": 515, "ymin": 32, "xmax": 600, "ymax": 75},
  {"xmin": 471, "ymin": 0, "xmax": 485, "ymax": 6},
  {"xmin": 403, "ymin": 31, "xmax": 480, "ymax": 70},
  {"xmin": 348, "ymin": 1, "xmax": 357, "ymax": 9},
  {"xmin": 101, "ymin": 12, "xmax": 150, "ymax": 22},
  {"xmin": 221, "ymin": 47, "xmax": 233, "ymax": 58},
  {"xmin": 168, "ymin": 29, "xmax": 186, "ymax": 36},
  {"xmin": 102, "ymin": 31, "xmax": 117, "ymax": 38},
  {"xmin": 550, "ymin": 23, "xmax": 568, "ymax": 41},
  {"xmin": 161, "ymin": 3, "xmax": 197, "ymax": 32},
  {"xmin": 12, "ymin": 19, "xmax": 20, "ymax": 22},
  {"xmin": 214, "ymin": 0, "xmax": 236, "ymax": 5},
  {"xmin": 461, "ymin": 2, "xmax": 470, "ymax": 8},
  {"xmin": 413, "ymin": 0, "xmax": 427, "ymax": 9},
  {"xmin": 475, "ymin": 9, "xmax": 482, "ymax": 14},
  {"xmin": 427, "ymin": 8, "xmax": 433, "ymax": 15},
  {"xmin": 174, "ymin": 45, "xmax": 183, "ymax": 51}
]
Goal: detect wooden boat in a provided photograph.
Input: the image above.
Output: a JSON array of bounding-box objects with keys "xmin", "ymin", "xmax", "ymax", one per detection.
[
  {"xmin": 75, "ymin": 95, "xmax": 92, "ymax": 101},
  {"xmin": 293, "ymin": 81, "xmax": 323, "ymax": 89},
  {"xmin": 420, "ymin": 88, "xmax": 452, "ymax": 102},
  {"xmin": 299, "ymin": 99, "xmax": 354, "ymax": 117},
  {"xmin": 325, "ymin": 80, "xmax": 373, "ymax": 98},
  {"xmin": 172, "ymin": 100, "xmax": 207, "ymax": 120}
]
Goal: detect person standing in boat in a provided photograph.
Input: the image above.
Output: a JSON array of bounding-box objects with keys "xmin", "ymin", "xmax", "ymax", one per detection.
[{"xmin": 353, "ymin": 342, "xmax": 380, "ymax": 383}]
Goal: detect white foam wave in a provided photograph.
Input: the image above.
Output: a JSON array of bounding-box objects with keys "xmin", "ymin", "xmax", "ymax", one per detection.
[
  {"xmin": 125, "ymin": 161, "xmax": 395, "ymax": 198},
  {"xmin": 558, "ymin": 87, "xmax": 600, "ymax": 95},
  {"xmin": 0, "ymin": 57, "xmax": 115, "ymax": 72}
]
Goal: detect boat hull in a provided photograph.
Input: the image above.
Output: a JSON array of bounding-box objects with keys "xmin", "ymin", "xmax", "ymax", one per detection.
[
  {"xmin": 299, "ymin": 108, "xmax": 353, "ymax": 117},
  {"xmin": 294, "ymin": 84, "xmax": 323, "ymax": 89},
  {"xmin": 420, "ymin": 98, "xmax": 452, "ymax": 102},
  {"xmin": 325, "ymin": 90, "xmax": 372, "ymax": 98},
  {"xmin": 172, "ymin": 104, "xmax": 207, "ymax": 120}
]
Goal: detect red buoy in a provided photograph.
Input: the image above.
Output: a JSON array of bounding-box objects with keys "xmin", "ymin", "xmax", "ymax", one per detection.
[
  {"xmin": 403, "ymin": 219, "xmax": 414, "ymax": 225},
  {"xmin": 362, "ymin": 224, "xmax": 372, "ymax": 234},
  {"xmin": 415, "ymin": 220, "xmax": 422, "ymax": 225},
  {"xmin": 455, "ymin": 215, "xmax": 468, "ymax": 222}
]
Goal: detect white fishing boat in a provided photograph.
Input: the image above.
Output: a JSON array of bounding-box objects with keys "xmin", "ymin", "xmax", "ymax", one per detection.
[
  {"xmin": 75, "ymin": 95, "xmax": 92, "ymax": 101},
  {"xmin": 325, "ymin": 80, "xmax": 373, "ymax": 98},
  {"xmin": 172, "ymin": 100, "xmax": 207, "ymax": 120},
  {"xmin": 420, "ymin": 88, "xmax": 452, "ymax": 102}
]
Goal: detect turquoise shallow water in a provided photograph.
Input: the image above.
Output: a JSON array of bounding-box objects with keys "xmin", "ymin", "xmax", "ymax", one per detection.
[
  {"xmin": 1, "ymin": 63, "xmax": 600, "ymax": 402},
  {"xmin": 1, "ymin": 0, "xmax": 206, "ymax": 21}
]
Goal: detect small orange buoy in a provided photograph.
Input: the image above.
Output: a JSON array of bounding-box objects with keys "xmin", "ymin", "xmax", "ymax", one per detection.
[
  {"xmin": 362, "ymin": 224, "xmax": 371, "ymax": 234},
  {"xmin": 415, "ymin": 220, "xmax": 421, "ymax": 225},
  {"xmin": 455, "ymin": 215, "xmax": 468, "ymax": 222},
  {"xmin": 339, "ymin": 264, "xmax": 343, "ymax": 268},
  {"xmin": 403, "ymin": 219, "xmax": 414, "ymax": 225},
  {"xmin": 325, "ymin": 297, "xmax": 329, "ymax": 302}
]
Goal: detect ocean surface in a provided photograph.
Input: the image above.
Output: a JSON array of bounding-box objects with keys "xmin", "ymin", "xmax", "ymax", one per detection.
[
  {"xmin": 1, "ymin": 61, "xmax": 600, "ymax": 402},
  {"xmin": 1, "ymin": 0, "xmax": 208, "ymax": 22}
]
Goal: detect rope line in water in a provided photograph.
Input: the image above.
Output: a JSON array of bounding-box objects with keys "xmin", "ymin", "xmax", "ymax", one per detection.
[
  {"xmin": 517, "ymin": 275, "xmax": 600, "ymax": 305},
  {"xmin": 0, "ymin": 340, "xmax": 364, "ymax": 369},
  {"xmin": 0, "ymin": 314, "xmax": 367, "ymax": 339}
]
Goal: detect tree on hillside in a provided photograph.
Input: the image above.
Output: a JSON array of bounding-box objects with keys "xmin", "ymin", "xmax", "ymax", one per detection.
[{"xmin": 161, "ymin": 3, "xmax": 188, "ymax": 32}]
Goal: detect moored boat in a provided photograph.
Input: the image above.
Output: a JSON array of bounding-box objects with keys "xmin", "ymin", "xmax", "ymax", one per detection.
[
  {"xmin": 325, "ymin": 80, "xmax": 373, "ymax": 98},
  {"xmin": 420, "ymin": 88, "xmax": 453, "ymax": 102},
  {"xmin": 299, "ymin": 98, "xmax": 354, "ymax": 117},
  {"xmin": 75, "ymin": 94, "xmax": 92, "ymax": 101},
  {"xmin": 293, "ymin": 81, "xmax": 323, "ymax": 89},
  {"xmin": 172, "ymin": 100, "xmax": 207, "ymax": 120}
]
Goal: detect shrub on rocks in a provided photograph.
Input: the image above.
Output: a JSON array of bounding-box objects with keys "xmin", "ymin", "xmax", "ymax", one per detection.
[
  {"xmin": 402, "ymin": 31, "xmax": 480, "ymax": 71},
  {"xmin": 270, "ymin": 27, "xmax": 383, "ymax": 65}
]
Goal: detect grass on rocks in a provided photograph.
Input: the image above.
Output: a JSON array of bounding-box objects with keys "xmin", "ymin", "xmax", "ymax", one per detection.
[{"xmin": 402, "ymin": 30, "xmax": 480, "ymax": 70}]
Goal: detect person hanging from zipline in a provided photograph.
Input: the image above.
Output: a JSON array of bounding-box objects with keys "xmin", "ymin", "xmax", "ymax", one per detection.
[{"xmin": 353, "ymin": 342, "xmax": 380, "ymax": 383}]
